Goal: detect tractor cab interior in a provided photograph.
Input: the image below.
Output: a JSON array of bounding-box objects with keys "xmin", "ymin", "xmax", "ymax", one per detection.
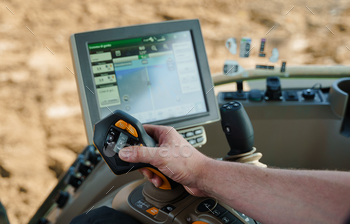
[{"xmin": 28, "ymin": 19, "xmax": 350, "ymax": 224}]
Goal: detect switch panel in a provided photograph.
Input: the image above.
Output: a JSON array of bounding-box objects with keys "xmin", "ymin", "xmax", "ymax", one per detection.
[{"xmin": 218, "ymin": 89, "xmax": 324, "ymax": 105}]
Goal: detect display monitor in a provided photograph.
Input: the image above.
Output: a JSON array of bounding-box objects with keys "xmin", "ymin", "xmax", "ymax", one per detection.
[
  {"xmin": 70, "ymin": 20, "xmax": 220, "ymax": 143},
  {"xmin": 88, "ymin": 31, "xmax": 207, "ymax": 122}
]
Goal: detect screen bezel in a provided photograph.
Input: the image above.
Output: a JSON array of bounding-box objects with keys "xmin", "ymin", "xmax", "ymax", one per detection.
[{"xmin": 70, "ymin": 19, "xmax": 220, "ymax": 143}]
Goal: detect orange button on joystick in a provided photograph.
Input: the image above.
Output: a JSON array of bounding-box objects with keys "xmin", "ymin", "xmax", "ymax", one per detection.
[
  {"xmin": 192, "ymin": 221, "xmax": 209, "ymax": 224},
  {"xmin": 126, "ymin": 124, "xmax": 138, "ymax": 137},
  {"xmin": 115, "ymin": 120, "xmax": 128, "ymax": 130}
]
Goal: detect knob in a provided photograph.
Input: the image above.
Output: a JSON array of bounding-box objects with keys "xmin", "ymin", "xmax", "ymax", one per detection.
[
  {"xmin": 54, "ymin": 190, "xmax": 69, "ymax": 208},
  {"xmin": 302, "ymin": 88, "xmax": 316, "ymax": 100},
  {"xmin": 65, "ymin": 167, "xmax": 84, "ymax": 189},
  {"xmin": 75, "ymin": 156, "xmax": 93, "ymax": 176},
  {"xmin": 220, "ymin": 101, "xmax": 254, "ymax": 155},
  {"xmin": 249, "ymin": 89, "xmax": 263, "ymax": 102},
  {"xmin": 84, "ymin": 145, "xmax": 101, "ymax": 165},
  {"xmin": 37, "ymin": 218, "xmax": 50, "ymax": 224},
  {"xmin": 265, "ymin": 76, "xmax": 282, "ymax": 101}
]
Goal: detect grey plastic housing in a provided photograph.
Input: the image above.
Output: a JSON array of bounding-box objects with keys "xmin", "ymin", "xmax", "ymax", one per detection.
[
  {"xmin": 70, "ymin": 19, "xmax": 220, "ymax": 143},
  {"xmin": 329, "ymin": 78, "xmax": 350, "ymax": 137}
]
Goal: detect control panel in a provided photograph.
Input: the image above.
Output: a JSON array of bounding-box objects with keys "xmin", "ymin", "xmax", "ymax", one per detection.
[
  {"xmin": 64, "ymin": 146, "xmax": 102, "ymax": 190},
  {"xmin": 178, "ymin": 126, "xmax": 207, "ymax": 148},
  {"xmin": 218, "ymin": 77, "xmax": 325, "ymax": 106},
  {"xmin": 219, "ymin": 88, "xmax": 324, "ymax": 103},
  {"xmin": 113, "ymin": 180, "xmax": 260, "ymax": 224},
  {"xmin": 29, "ymin": 145, "xmax": 102, "ymax": 224}
]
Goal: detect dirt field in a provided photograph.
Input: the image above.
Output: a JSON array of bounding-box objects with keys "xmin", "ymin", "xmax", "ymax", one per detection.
[{"xmin": 0, "ymin": 0, "xmax": 349, "ymax": 223}]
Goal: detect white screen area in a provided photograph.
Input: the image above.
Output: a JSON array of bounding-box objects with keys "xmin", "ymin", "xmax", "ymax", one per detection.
[{"xmin": 88, "ymin": 31, "xmax": 207, "ymax": 123}]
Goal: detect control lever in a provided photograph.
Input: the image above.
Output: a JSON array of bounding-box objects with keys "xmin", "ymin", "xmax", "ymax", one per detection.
[
  {"xmin": 220, "ymin": 101, "xmax": 254, "ymax": 155},
  {"xmin": 220, "ymin": 101, "xmax": 266, "ymax": 167},
  {"xmin": 93, "ymin": 110, "xmax": 178, "ymax": 190},
  {"xmin": 265, "ymin": 76, "xmax": 282, "ymax": 101},
  {"xmin": 231, "ymin": 80, "xmax": 247, "ymax": 100},
  {"xmin": 237, "ymin": 80, "xmax": 243, "ymax": 94}
]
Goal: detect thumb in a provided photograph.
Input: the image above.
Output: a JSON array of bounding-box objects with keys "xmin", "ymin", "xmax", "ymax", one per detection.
[{"xmin": 119, "ymin": 146, "xmax": 158, "ymax": 164}]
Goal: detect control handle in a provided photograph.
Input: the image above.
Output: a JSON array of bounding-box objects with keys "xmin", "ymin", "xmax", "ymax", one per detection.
[
  {"xmin": 93, "ymin": 110, "xmax": 178, "ymax": 190},
  {"xmin": 220, "ymin": 101, "xmax": 254, "ymax": 155}
]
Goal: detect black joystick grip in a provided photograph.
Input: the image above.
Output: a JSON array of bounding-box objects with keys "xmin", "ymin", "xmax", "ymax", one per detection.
[
  {"xmin": 220, "ymin": 101, "xmax": 254, "ymax": 155},
  {"xmin": 93, "ymin": 110, "xmax": 177, "ymax": 190}
]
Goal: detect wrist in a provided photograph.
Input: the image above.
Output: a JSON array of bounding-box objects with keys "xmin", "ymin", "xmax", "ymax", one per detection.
[{"xmin": 195, "ymin": 156, "xmax": 217, "ymax": 197}]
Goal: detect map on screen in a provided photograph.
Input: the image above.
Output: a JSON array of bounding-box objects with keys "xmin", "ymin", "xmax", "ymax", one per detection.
[{"xmin": 88, "ymin": 31, "xmax": 207, "ymax": 123}]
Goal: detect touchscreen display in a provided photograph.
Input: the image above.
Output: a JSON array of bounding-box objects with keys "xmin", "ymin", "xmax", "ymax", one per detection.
[{"xmin": 88, "ymin": 31, "xmax": 207, "ymax": 123}]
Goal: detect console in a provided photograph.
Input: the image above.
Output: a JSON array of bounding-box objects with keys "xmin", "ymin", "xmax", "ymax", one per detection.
[
  {"xmin": 93, "ymin": 101, "xmax": 264, "ymax": 224},
  {"xmin": 112, "ymin": 179, "xmax": 258, "ymax": 224}
]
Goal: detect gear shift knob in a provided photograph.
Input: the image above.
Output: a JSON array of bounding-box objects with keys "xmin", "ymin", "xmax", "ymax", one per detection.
[{"xmin": 220, "ymin": 101, "xmax": 254, "ymax": 155}]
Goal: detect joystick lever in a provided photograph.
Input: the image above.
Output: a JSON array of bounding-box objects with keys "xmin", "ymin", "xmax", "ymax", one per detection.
[
  {"xmin": 93, "ymin": 110, "xmax": 178, "ymax": 190},
  {"xmin": 220, "ymin": 101, "xmax": 266, "ymax": 167},
  {"xmin": 220, "ymin": 101, "xmax": 254, "ymax": 155}
]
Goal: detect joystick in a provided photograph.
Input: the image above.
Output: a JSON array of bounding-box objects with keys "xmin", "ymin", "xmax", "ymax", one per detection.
[
  {"xmin": 232, "ymin": 81, "xmax": 247, "ymax": 100},
  {"xmin": 220, "ymin": 101, "xmax": 266, "ymax": 167},
  {"xmin": 93, "ymin": 110, "xmax": 178, "ymax": 190},
  {"xmin": 94, "ymin": 110, "xmax": 188, "ymax": 215},
  {"xmin": 220, "ymin": 101, "xmax": 254, "ymax": 155},
  {"xmin": 302, "ymin": 88, "xmax": 316, "ymax": 100},
  {"xmin": 265, "ymin": 76, "xmax": 283, "ymax": 101}
]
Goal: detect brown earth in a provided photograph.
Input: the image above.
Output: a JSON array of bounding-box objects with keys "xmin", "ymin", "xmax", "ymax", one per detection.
[{"xmin": 0, "ymin": 0, "xmax": 350, "ymax": 223}]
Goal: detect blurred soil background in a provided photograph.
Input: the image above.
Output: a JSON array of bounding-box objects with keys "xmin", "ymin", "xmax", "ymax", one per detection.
[{"xmin": 0, "ymin": 0, "xmax": 350, "ymax": 223}]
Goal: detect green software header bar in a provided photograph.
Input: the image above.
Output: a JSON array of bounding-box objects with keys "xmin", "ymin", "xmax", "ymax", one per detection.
[{"xmin": 88, "ymin": 38, "xmax": 143, "ymax": 50}]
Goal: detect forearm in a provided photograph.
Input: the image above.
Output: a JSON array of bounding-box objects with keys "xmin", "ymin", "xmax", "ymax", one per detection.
[{"xmin": 199, "ymin": 159, "xmax": 350, "ymax": 224}]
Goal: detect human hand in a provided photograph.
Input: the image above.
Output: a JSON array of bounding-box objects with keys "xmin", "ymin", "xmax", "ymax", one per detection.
[{"xmin": 119, "ymin": 124, "xmax": 211, "ymax": 197}]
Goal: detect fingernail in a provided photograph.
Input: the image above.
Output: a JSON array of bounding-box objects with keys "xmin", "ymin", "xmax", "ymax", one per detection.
[
  {"xmin": 141, "ymin": 171, "xmax": 148, "ymax": 179},
  {"xmin": 119, "ymin": 149, "xmax": 129, "ymax": 160},
  {"xmin": 153, "ymin": 180, "xmax": 160, "ymax": 188}
]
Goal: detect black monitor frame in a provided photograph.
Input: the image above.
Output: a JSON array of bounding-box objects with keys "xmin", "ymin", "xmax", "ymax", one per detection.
[{"xmin": 70, "ymin": 19, "xmax": 220, "ymax": 143}]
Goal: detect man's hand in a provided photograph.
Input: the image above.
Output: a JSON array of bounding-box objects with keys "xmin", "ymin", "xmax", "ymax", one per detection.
[{"xmin": 119, "ymin": 124, "xmax": 210, "ymax": 196}]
